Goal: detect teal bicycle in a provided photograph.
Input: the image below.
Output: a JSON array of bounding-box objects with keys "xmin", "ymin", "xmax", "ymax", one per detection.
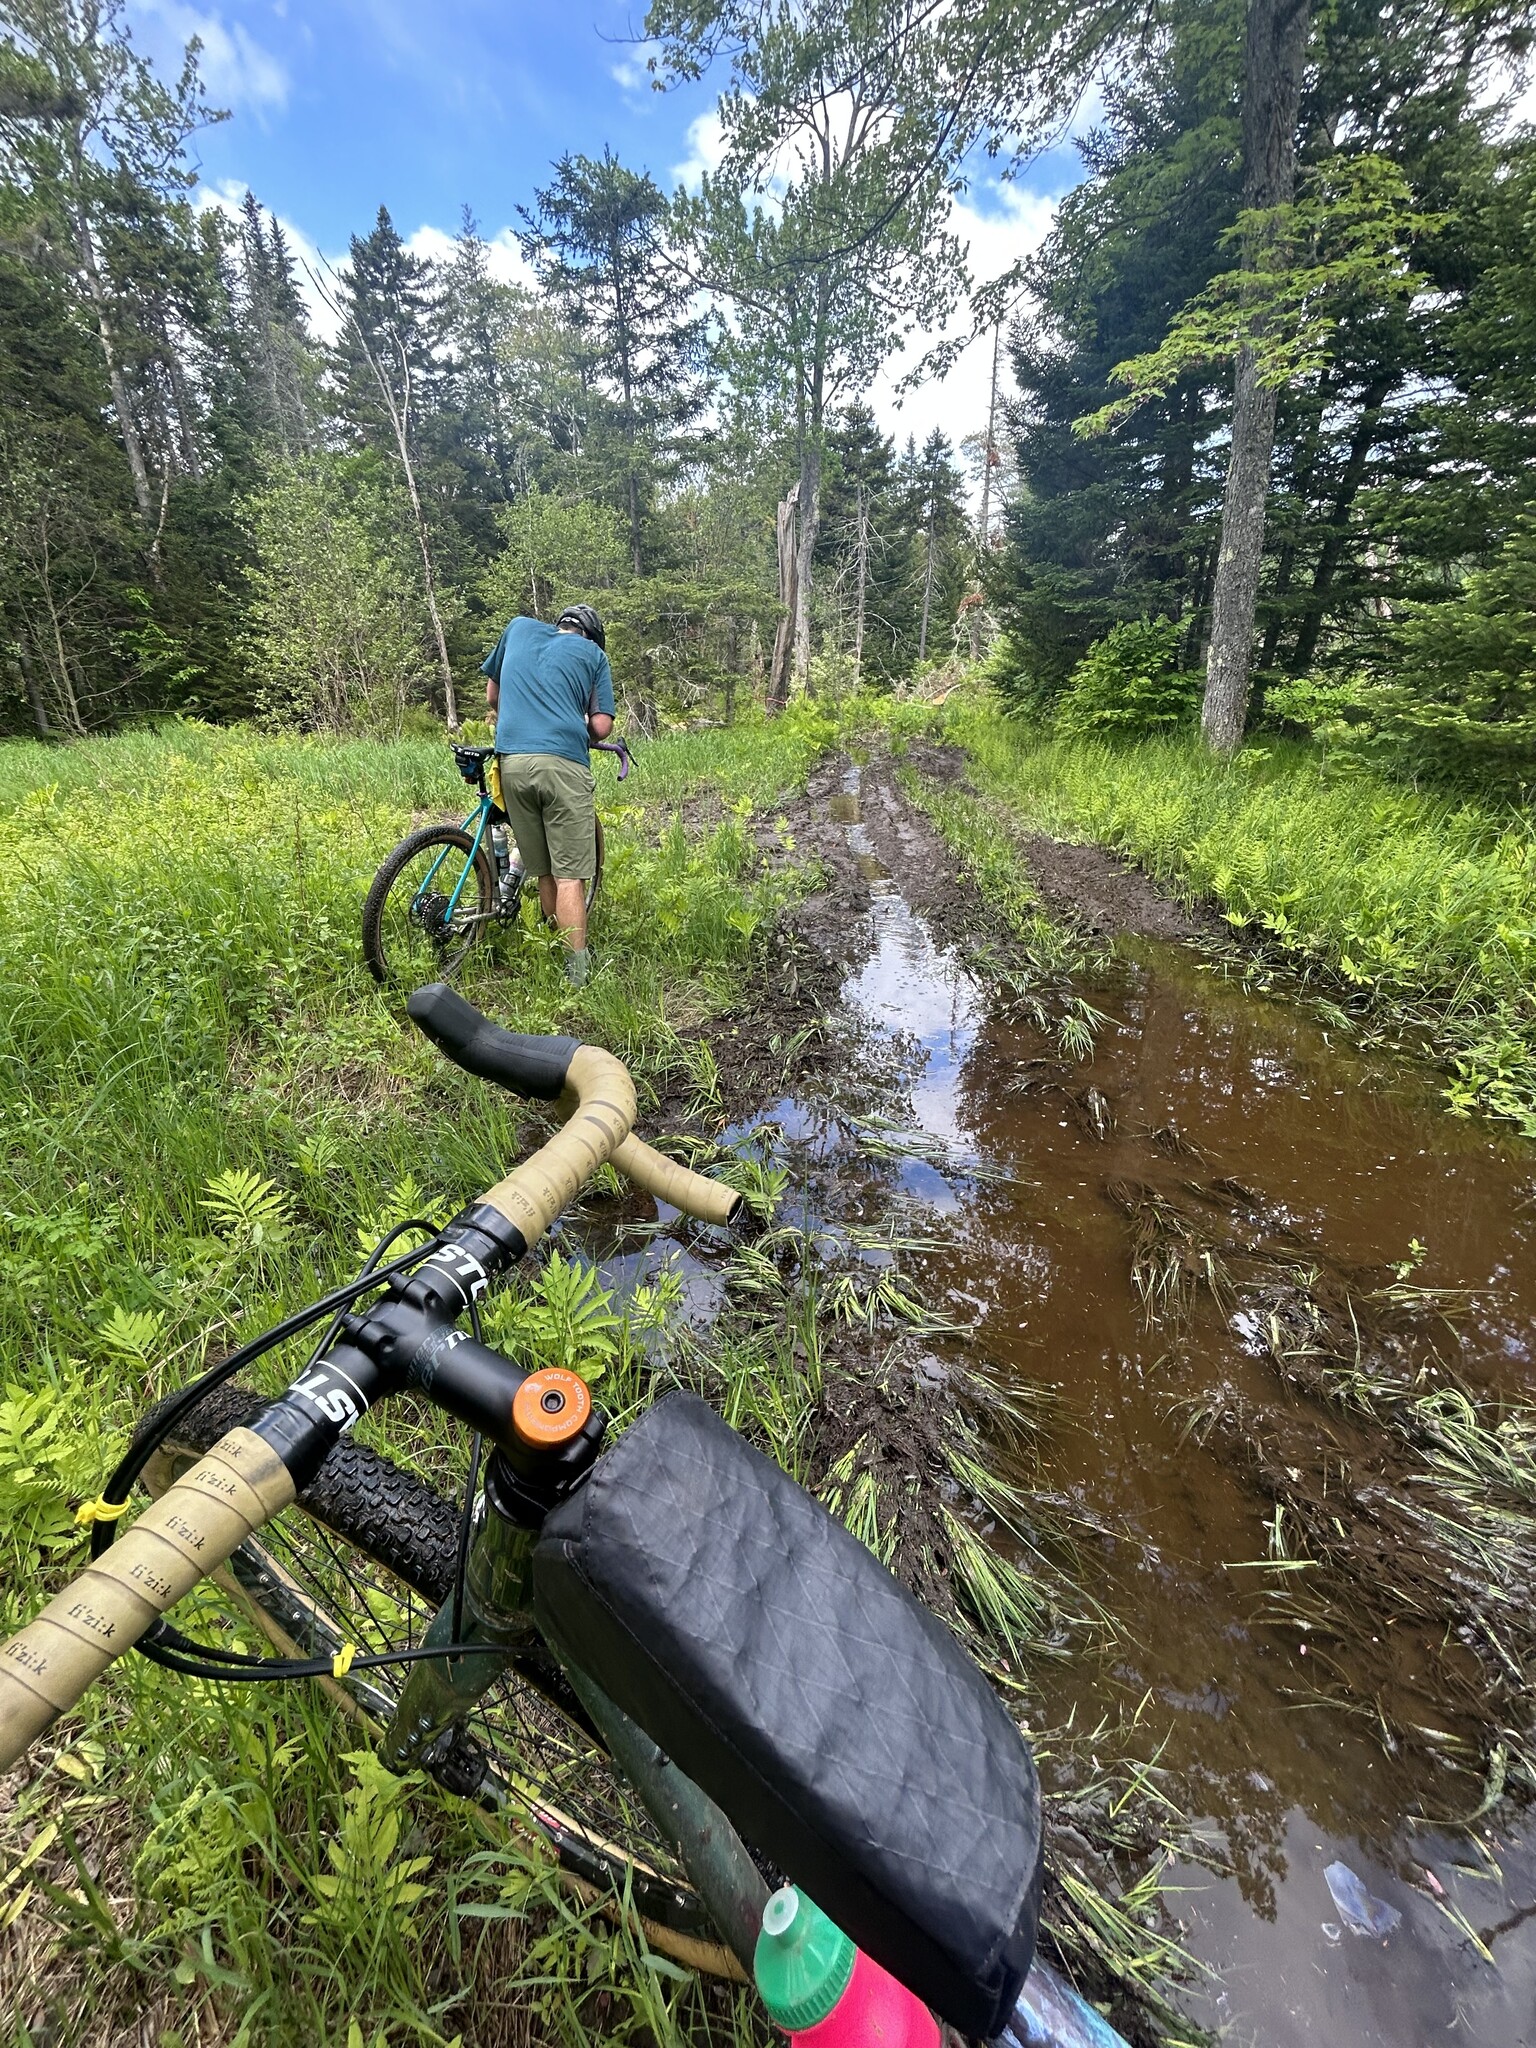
[{"xmin": 362, "ymin": 741, "xmax": 630, "ymax": 986}]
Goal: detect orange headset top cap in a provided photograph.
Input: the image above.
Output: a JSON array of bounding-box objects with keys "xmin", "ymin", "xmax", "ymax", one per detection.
[{"xmin": 511, "ymin": 1367, "xmax": 592, "ymax": 1449}]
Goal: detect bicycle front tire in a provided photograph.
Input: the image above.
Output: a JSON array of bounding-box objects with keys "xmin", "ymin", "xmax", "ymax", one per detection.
[
  {"xmin": 362, "ymin": 824, "xmax": 496, "ymax": 986},
  {"xmin": 140, "ymin": 1383, "xmax": 737, "ymax": 1977}
]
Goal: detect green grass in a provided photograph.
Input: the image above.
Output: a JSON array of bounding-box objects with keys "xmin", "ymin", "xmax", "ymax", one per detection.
[
  {"xmin": 895, "ymin": 688, "xmax": 1536, "ymax": 1135},
  {"xmin": 0, "ymin": 714, "xmax": 816, "ymax": 2048}
]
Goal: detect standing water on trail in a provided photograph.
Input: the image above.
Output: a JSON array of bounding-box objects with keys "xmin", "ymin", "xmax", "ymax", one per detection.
[{"xmin": 747, "ymin": 761, "xmax": 1536, "ymax": 2047}]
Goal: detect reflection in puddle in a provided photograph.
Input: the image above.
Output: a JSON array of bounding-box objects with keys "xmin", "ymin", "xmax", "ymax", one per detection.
[
  {"xmin": 842, "ymin": 890, "xmax": 984, "ymax": 1140},
  {"xmin": 754, "ymin": 763, "xmax": 1536, "ymax": 2045}
]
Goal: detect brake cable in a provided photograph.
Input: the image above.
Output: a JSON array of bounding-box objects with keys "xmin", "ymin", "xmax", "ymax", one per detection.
[{"xmin": 89, "ymin": 1222, "xmax": 498, "ymax": 1683}]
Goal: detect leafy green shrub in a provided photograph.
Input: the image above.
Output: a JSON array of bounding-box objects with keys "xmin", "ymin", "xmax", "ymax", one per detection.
[
  {"xmin": 979, "ymin": 631, "xmax": 1064, "ymax": 723},
  {"xmin": 243, "ymin": 455, "xmax": 433, "ymax": 736},
  {"xmin": 1054, "ymin": 618, "xmax": 1198, "ymax": 740}
]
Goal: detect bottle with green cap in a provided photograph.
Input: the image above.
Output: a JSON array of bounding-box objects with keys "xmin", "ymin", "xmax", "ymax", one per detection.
[{"xmin": 753, "ymin": 1885, "xmax": 939, "ymax": 2046}]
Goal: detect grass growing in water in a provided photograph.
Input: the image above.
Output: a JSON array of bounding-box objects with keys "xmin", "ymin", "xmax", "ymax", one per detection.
[
  {"xmin": 892, "ymin": 759, "xmax": 1110, "ymax": 1060},
  {"xmin": 897, "ymin": 687, "xmax": 1536, "ymax": 1134},
  {"xmin": 1105, "ymin": 1168, "xmax": 1536, "ymax": 1809}
]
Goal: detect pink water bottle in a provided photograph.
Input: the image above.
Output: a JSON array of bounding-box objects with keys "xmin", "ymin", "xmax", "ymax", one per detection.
[{"xmin": 753, "ymin": 1884, "xmax": 940, "ymax": 2048}]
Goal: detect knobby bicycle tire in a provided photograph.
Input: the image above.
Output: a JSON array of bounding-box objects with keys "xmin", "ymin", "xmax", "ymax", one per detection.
[
  {"xmin": 587, "ymin": 815, "xmax": 605, "ymax": 916},
  {"xmin": 362, "ymin": 824, "xmax": 496, "ymax": 986},
  {"xmin": 141, "ymin": 1382, "xmax": 736, "ymax": 1976}
]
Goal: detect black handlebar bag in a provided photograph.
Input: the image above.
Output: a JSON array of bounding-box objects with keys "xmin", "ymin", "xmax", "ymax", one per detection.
[{"xmin": 532, "ymin": 1392, "xmax": 1043, "ymax": 2038}]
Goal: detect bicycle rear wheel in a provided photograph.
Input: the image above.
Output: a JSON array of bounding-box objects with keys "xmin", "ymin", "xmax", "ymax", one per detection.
[
  {"xmin": 140, "ymin": 1382, "xmax": 735, "ymax": 1975},
  {"xmin": 362, "ymin": 824, "xmax": 496, "ymax": 986},
  {"xmin": 587, "ymin": 816, "xmax": 605, "ymax": 917}
]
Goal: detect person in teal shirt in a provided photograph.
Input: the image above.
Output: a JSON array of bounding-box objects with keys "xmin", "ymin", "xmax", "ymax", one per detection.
[{"xmin": 482, "ymin": 603, "xmax": 616, "ymax": 987}]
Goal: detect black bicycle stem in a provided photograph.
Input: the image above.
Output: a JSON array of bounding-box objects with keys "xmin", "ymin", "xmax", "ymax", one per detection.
[{"xmin": 248, "ymin": 1205, "xmax": 605, "ymax": 1502}]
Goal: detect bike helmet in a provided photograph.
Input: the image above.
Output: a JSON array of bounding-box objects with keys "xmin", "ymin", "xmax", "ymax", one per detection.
[{"xmin": 556, "ymin": 603, "xmax": 606, "ymax": 650}]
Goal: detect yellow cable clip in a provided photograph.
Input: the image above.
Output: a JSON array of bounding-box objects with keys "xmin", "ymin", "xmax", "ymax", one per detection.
[
  {"xmin": 75, "ymin": 1495, "xmax": 130, "ymax": 1528},
  {"xmin": 331, "ymin": 1642, "xmax": 356, "ymax": 1679}
]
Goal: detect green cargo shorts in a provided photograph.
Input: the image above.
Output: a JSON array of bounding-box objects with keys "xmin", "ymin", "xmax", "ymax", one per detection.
[{"xmin": 498, "ymin": 751, "xmax": 597, "ymax": 882}]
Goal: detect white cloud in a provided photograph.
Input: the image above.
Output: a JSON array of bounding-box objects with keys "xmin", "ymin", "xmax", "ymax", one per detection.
[
  {"xmin": 867, "ymin": 180, "xmax": 1057, "ymax": 506},
  {"xmin": 611, "ymin": 41, "xmax": 660, "ymax": 97},
  {"xmin": 406, "ymin": 222, "xmax": 536, "ymax": 290},
  {"xmin": 131, "ymin": 0, "xmax": 288, "ymax": 115},
  {"xmin": 672, "ymin": 107, "xmax": 728, "ymax": 194}
]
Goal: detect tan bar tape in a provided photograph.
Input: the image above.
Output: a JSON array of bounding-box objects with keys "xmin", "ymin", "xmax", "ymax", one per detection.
[
  {"xmin": 612, "ymin": 1136, "xmax": 742, "ymax": 1227},
  {"xmin": 479, "ymin": 1044, "xmax": 637, "ymax": 1248},
  {"xmin": 0, "ymin": 1427, "xmax": 295, "ymax": 1772}
]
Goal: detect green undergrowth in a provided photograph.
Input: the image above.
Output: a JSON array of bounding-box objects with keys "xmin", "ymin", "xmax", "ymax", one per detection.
[
  {"xmin": 0, "ymin": 710, "xmax": 1193, "ymax": 2048},
  {"xmin": 0, "ymin": 714, "xmax": 818, "ymax": 2048},
  {"xmin": 886, "ymin": 686, "xmax": 1536, "ymax": 1135}
]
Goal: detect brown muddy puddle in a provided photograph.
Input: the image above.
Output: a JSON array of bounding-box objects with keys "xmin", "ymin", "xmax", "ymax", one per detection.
[{"xmin": 721, "ymin": 775, "xmax": 1536, "ymax": 2046}]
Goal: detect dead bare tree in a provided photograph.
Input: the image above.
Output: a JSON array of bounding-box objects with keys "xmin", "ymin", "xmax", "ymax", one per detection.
[
  {"xmin": 768, "ymin": 482, "xmax": 800, "ymax": 710},
  {"xmin": 310, "ymin": 260, "xmax": 461, "ymax": 730}
]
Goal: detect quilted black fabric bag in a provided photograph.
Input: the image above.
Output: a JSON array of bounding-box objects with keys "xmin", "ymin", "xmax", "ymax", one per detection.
[{"xmin": 532, "ymin": 1392, "xmax": 1043, "ymax": 2038}]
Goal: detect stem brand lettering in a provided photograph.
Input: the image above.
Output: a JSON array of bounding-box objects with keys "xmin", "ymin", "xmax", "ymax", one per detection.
[{"xmin": 292, "ymin": 1365, "xmax": 364, "ymax": 1430}]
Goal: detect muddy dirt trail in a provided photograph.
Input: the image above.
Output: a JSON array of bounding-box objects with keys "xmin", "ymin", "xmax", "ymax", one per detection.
[{"xmin": 706, "ymin": 748, "xmax": 1536, "ymax": 2046}]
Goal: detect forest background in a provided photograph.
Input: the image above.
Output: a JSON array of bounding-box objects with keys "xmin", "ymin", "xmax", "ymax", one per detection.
[{"xmin": 0, "ymin": 0, "xmax": 1535, "ymax": 797}]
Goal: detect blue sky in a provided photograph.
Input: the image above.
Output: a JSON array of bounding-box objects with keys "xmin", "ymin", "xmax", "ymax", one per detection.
[{"xmin": 128, "ymin": 0, "xmax": 1089, "ymax": 460}]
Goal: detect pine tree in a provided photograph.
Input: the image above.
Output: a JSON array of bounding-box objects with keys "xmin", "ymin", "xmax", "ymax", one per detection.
[
  {"xmin": 519, "ymin": 151, "xmax": 706, "ymax": 573},
  {"xmin": 817, "ymin": 403, "xmax": 914, "ymax": 679},
  {"xmin": 443, "ymin": 207, "xmax": 521, "ymax": 500},
  {"xmin": 235, "ymin": 192, "xmax": 315, "ymax": 457},
  {"xmin": 331, "ymin": 206, "xmax": 442, "ymax": 451},
  {"xmin": 322, "ymin": 207, "xmax": 457, "ymax": 723}
]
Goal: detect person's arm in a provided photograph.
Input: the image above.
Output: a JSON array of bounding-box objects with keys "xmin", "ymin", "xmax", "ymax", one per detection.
[
  {"xmin": 587, "ymin": 652, "xmax": 616, "ymax": 742},
  {"xmin": 481, "ymin": 630, "xmax": 505, "ymax": 717}
]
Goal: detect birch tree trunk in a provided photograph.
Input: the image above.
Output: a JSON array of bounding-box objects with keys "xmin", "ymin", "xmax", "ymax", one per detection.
[
  {"xmin": 342, "ymin": 302, "xmax": 460, "ymax": 729},
  {"xmin": 768, "ymin": 483, "xmax": 799, "ymax": 712},
  {"xmin": 73, "ymin": 205, "xmax": 154, "ymax": 529},
  {"xmin": 853, "ymin": 482, "xmax": 870, "ymax": 675},
  {"xmin": 1201, "ymin": 0, "xmax": 1311, "ymax": 753},
  {"xmin": 791, "ymin": 434, "xmax": 820, "ymax": 689}
]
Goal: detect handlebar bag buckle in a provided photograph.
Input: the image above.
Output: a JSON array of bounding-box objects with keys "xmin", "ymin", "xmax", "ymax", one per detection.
[{"xmin": 532, "ymin": 1392, "xmax": 1043, "ymax": 2038}]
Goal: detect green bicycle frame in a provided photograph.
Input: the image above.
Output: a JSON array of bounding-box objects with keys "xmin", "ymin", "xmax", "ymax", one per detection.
[
  {"xmin": 412, "ymin": 799, "xmax": 496, "ymax": 929},
  {"xmin": 379, "ymin": 1482, "xmax": 769, "ymax": 1967}
]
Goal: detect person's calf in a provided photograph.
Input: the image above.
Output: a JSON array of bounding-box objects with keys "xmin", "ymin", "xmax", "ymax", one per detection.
[{"xmin": 552, "ymin": 878, "xmax": 588, "ymax": 952}]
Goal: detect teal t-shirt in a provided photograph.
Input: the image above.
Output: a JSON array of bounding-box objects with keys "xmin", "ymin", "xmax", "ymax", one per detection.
[{"xmin": 482, "ymin": 616, "xmax": 615, "ymax": 766}]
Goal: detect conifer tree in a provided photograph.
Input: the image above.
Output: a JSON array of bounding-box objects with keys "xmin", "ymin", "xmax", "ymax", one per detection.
[
  {"xmin": 519, "ymin": 151, "xmax": 705, "ymax": 573},
  {"xmin": 331, "ymin": 205, "xmax": 442, "ymax": 452},
  {"xmin": 235, "ymin": 192, "xmax": 315, "ymax": 458}
]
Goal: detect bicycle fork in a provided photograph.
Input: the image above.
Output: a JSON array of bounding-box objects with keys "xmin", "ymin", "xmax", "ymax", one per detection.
[{"xmin": 379, "ymin": 1447, "xmax": 769, "ymax": 1970}]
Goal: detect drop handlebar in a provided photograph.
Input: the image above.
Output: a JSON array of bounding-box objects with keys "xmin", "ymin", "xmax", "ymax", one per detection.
[{"xmin": 0, "ymin": 989, "xmax": 739, "ymax": 1771}]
